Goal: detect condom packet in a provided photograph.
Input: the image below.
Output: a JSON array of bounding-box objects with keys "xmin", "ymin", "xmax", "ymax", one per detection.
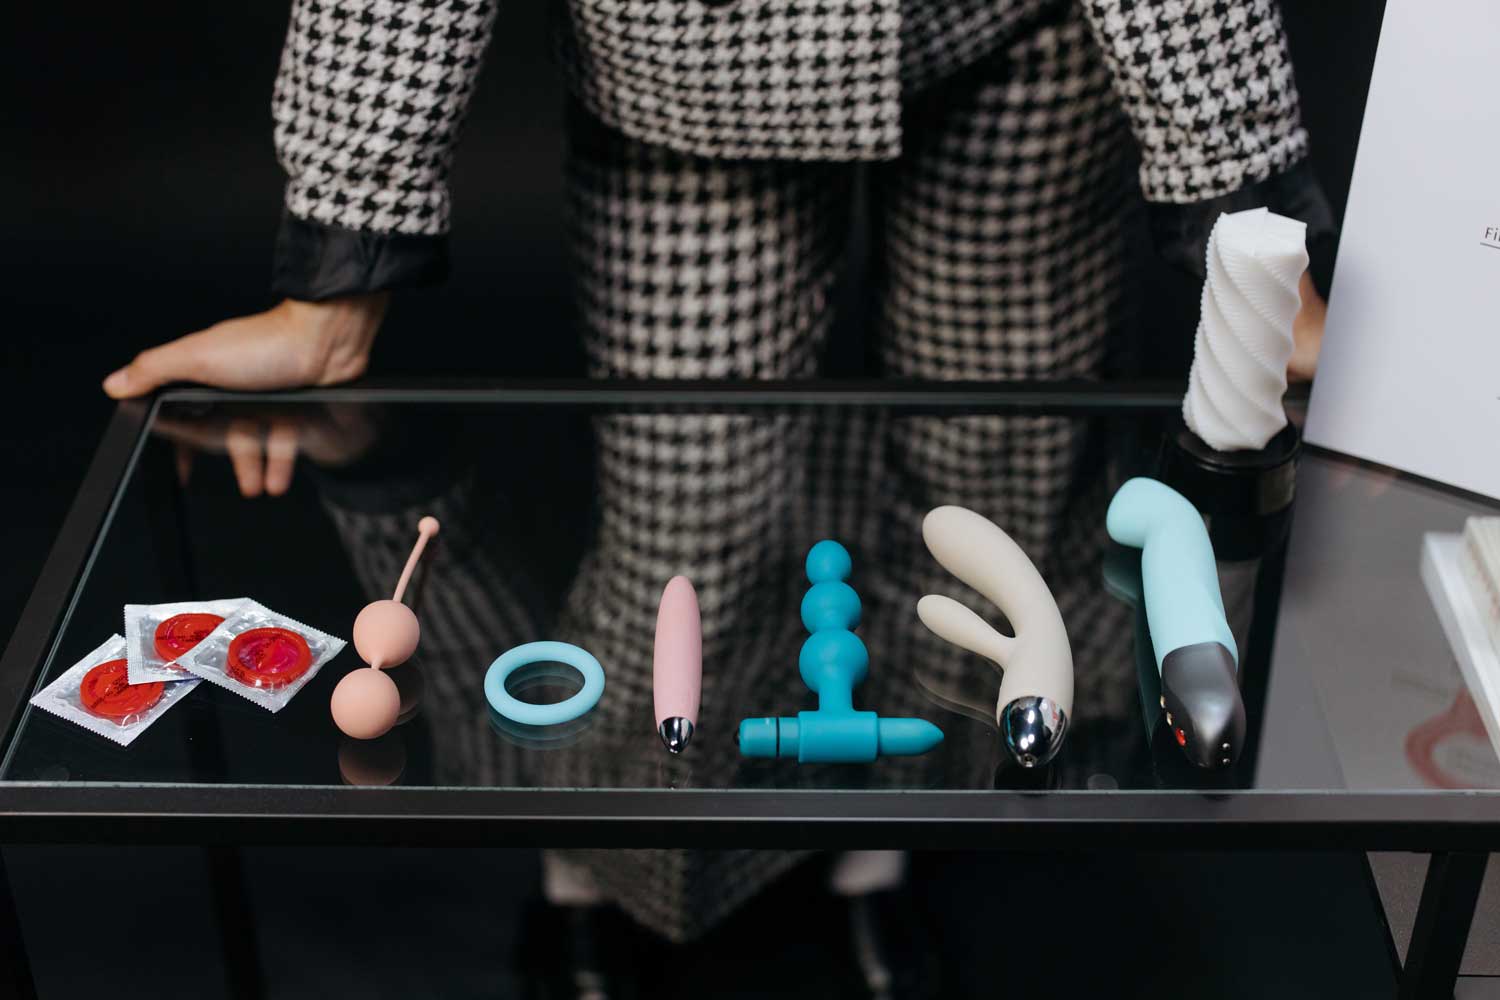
[
  {"xmin": 124, "ymin": 598, "xmax": 249, "ymax": 685},
  {"xmin": 30, "ymin": 634, "xmax": 201, "ymax": 747},
  {"xmin": 176, "ymin": 600, "xmax": 345, "ymax": 712}
]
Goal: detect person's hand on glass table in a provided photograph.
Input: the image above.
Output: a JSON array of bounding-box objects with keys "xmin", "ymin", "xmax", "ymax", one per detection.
[{"xmin": 101, "ymin": 293, "xmax": 388, "ymax": 399}]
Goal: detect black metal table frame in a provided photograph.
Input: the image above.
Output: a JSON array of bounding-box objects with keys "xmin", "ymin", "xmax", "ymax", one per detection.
[{"xmin": 0, "ymin": 380, "xmax": 1493, "ymax": 998}]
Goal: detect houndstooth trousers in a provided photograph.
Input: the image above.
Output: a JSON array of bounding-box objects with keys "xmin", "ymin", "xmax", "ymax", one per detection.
[
  {"xmin": 323, "ymin": 5, "xmax": 1141, "ymax": 942},
  {"xmin": 561, "ymin": 6, "xmax": 1137, "ymax": 940},
  {"xmin": 569, "ymin": 3, "xmax": 1135, "ymax": 385}
]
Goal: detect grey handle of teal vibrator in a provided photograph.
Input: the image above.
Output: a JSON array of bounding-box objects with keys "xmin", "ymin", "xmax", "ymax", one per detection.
[{"xmin": 919, "ymin": 506, "xmax": 1073, "ymax": 767}]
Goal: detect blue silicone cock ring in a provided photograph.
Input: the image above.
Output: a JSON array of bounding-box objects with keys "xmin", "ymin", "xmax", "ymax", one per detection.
[{"xmin": 485, "ymin": 641, "xmax": 605, "ymax": 727}]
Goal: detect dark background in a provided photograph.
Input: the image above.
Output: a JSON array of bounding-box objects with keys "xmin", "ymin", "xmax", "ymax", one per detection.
[{"xmin": 1, "ymin": 3, "xmax": 1398, "ymax": 997}]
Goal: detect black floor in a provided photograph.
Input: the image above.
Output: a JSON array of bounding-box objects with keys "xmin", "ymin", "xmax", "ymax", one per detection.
[{"xmin": 4, "ymin": 846, "xmax": 1396, "ymax": 998}]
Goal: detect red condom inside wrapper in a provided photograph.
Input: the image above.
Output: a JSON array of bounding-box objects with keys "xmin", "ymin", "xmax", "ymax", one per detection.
[
  {"xmin": 154, "ymin": 612, "xmax": 226, "ymax": 661},
  {"xmin": 80, "ymin": 658, "xmax": 164, "ymax": 721},
  {"xmin": 227, "ymin": 627, "xmax": 313, "ymax": 689}
]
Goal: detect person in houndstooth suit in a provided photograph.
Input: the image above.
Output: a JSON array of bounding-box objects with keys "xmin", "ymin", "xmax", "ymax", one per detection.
[{"xmin": 103, "ymin": 0, "xmax": 1333, "ymax": 403}]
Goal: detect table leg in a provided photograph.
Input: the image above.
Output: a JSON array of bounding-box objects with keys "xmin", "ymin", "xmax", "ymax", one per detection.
[
  {"xmin": 0, "ymin": 850, "xmax": 38, "ymax": 1000},
  {"xmin": 1398, "ymin": 851, "xmax": 1487, "ymax": 999},
  {"xmin": 206, "ymin": 847, "xmax": 265, "ymax": 1000}
]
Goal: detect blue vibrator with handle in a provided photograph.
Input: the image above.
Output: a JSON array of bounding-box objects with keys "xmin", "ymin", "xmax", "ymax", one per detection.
[
  {"xmin": 738, "ymin": 540, "xmax": 944, "ymax": 763},
  {"xmin": 1106, "ymin": 477, "xmax": 1245, "ymax": 768}
]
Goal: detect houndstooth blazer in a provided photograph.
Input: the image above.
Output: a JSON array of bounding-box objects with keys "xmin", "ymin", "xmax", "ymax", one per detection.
[{"xmin": 270, "ymin": 0, "xmax": 1323, "ymax": 298}]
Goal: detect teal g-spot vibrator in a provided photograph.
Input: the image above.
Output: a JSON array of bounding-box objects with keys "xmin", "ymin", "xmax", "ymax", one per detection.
[
  {"xmin": 1106, "ymin": 477, "xmax": 1245, "ymax": 768},
  {"xmin": 737, "ymin": 540, "xmax": 944, "ymax": 763}
]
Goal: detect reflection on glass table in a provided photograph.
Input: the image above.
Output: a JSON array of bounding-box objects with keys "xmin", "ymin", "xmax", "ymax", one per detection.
[{"xmin": 6, "ymin": 393, "xmax": 1496, "ymax": 800}]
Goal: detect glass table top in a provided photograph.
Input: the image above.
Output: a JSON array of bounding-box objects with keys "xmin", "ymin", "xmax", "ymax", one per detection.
[{"xmin": 3, "ymin": 385, "xmax": 1499, "ymax": 829}]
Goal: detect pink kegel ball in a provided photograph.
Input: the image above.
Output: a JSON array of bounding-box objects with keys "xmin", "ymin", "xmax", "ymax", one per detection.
[
  {"xmin": 353, "ymin": 599, "xmax": 420, "ymax": 670},
  {"xmin": 330, "ymin": 667, "xmax": 402, "ymax": 740}
]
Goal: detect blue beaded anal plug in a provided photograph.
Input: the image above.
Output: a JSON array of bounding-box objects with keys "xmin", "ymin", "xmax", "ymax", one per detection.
[{"xmin": 737, "ymin": 540, "xmax": 944, "ymax": 763}]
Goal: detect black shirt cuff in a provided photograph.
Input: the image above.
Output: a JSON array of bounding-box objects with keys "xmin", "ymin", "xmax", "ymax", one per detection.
[
  {"xmin": 270, "ymin": 212, "xmax": 449, "ymax": 301},
  {"xmin": 1149, "ymin": 158, "xmax": 1338, "ymax": 295}
]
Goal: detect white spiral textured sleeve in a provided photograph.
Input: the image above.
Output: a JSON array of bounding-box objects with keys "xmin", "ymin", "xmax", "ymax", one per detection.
[{"xmin": 1182, "ymin": 207, "xmax": 1308, "ymax": 451}]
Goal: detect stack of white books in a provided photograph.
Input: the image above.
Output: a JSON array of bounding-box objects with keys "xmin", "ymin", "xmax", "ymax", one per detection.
[
  {"xmin": 1461, "ymin": 518, "xmax": 1500, "ymax": 658},
  {"xmin": 1423, "ymin": 518, "xmax": 1500, "ymax": 758}
]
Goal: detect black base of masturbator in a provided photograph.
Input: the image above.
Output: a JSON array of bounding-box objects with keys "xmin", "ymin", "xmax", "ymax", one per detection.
[
  {"xmin": 1160, "ymin": 418, "xmax": 1300, "ymax": 515},
  {"xmin": 1159, "ymin": 419, "xmax": 1300, "ymax": 560}
]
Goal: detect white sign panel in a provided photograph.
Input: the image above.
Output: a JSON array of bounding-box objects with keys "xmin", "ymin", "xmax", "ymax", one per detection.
[{"xmin": 1304, "ymin": 0, "xmax": 1500, "ymax": 500}]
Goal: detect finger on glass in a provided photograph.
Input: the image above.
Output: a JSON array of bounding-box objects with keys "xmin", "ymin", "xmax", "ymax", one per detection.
[
  {"xmin": 264, "ymin": 419, "xmax": 300, "ymax": 497},
  {"xmin": 224, "ymin": 419, "xmax": 266, "ymax": 498}
]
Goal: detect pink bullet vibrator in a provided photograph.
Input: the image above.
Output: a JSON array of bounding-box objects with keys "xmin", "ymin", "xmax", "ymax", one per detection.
[{"xmin": 653, "ymin": 575, "xmax": 702, "ymax": 753}]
